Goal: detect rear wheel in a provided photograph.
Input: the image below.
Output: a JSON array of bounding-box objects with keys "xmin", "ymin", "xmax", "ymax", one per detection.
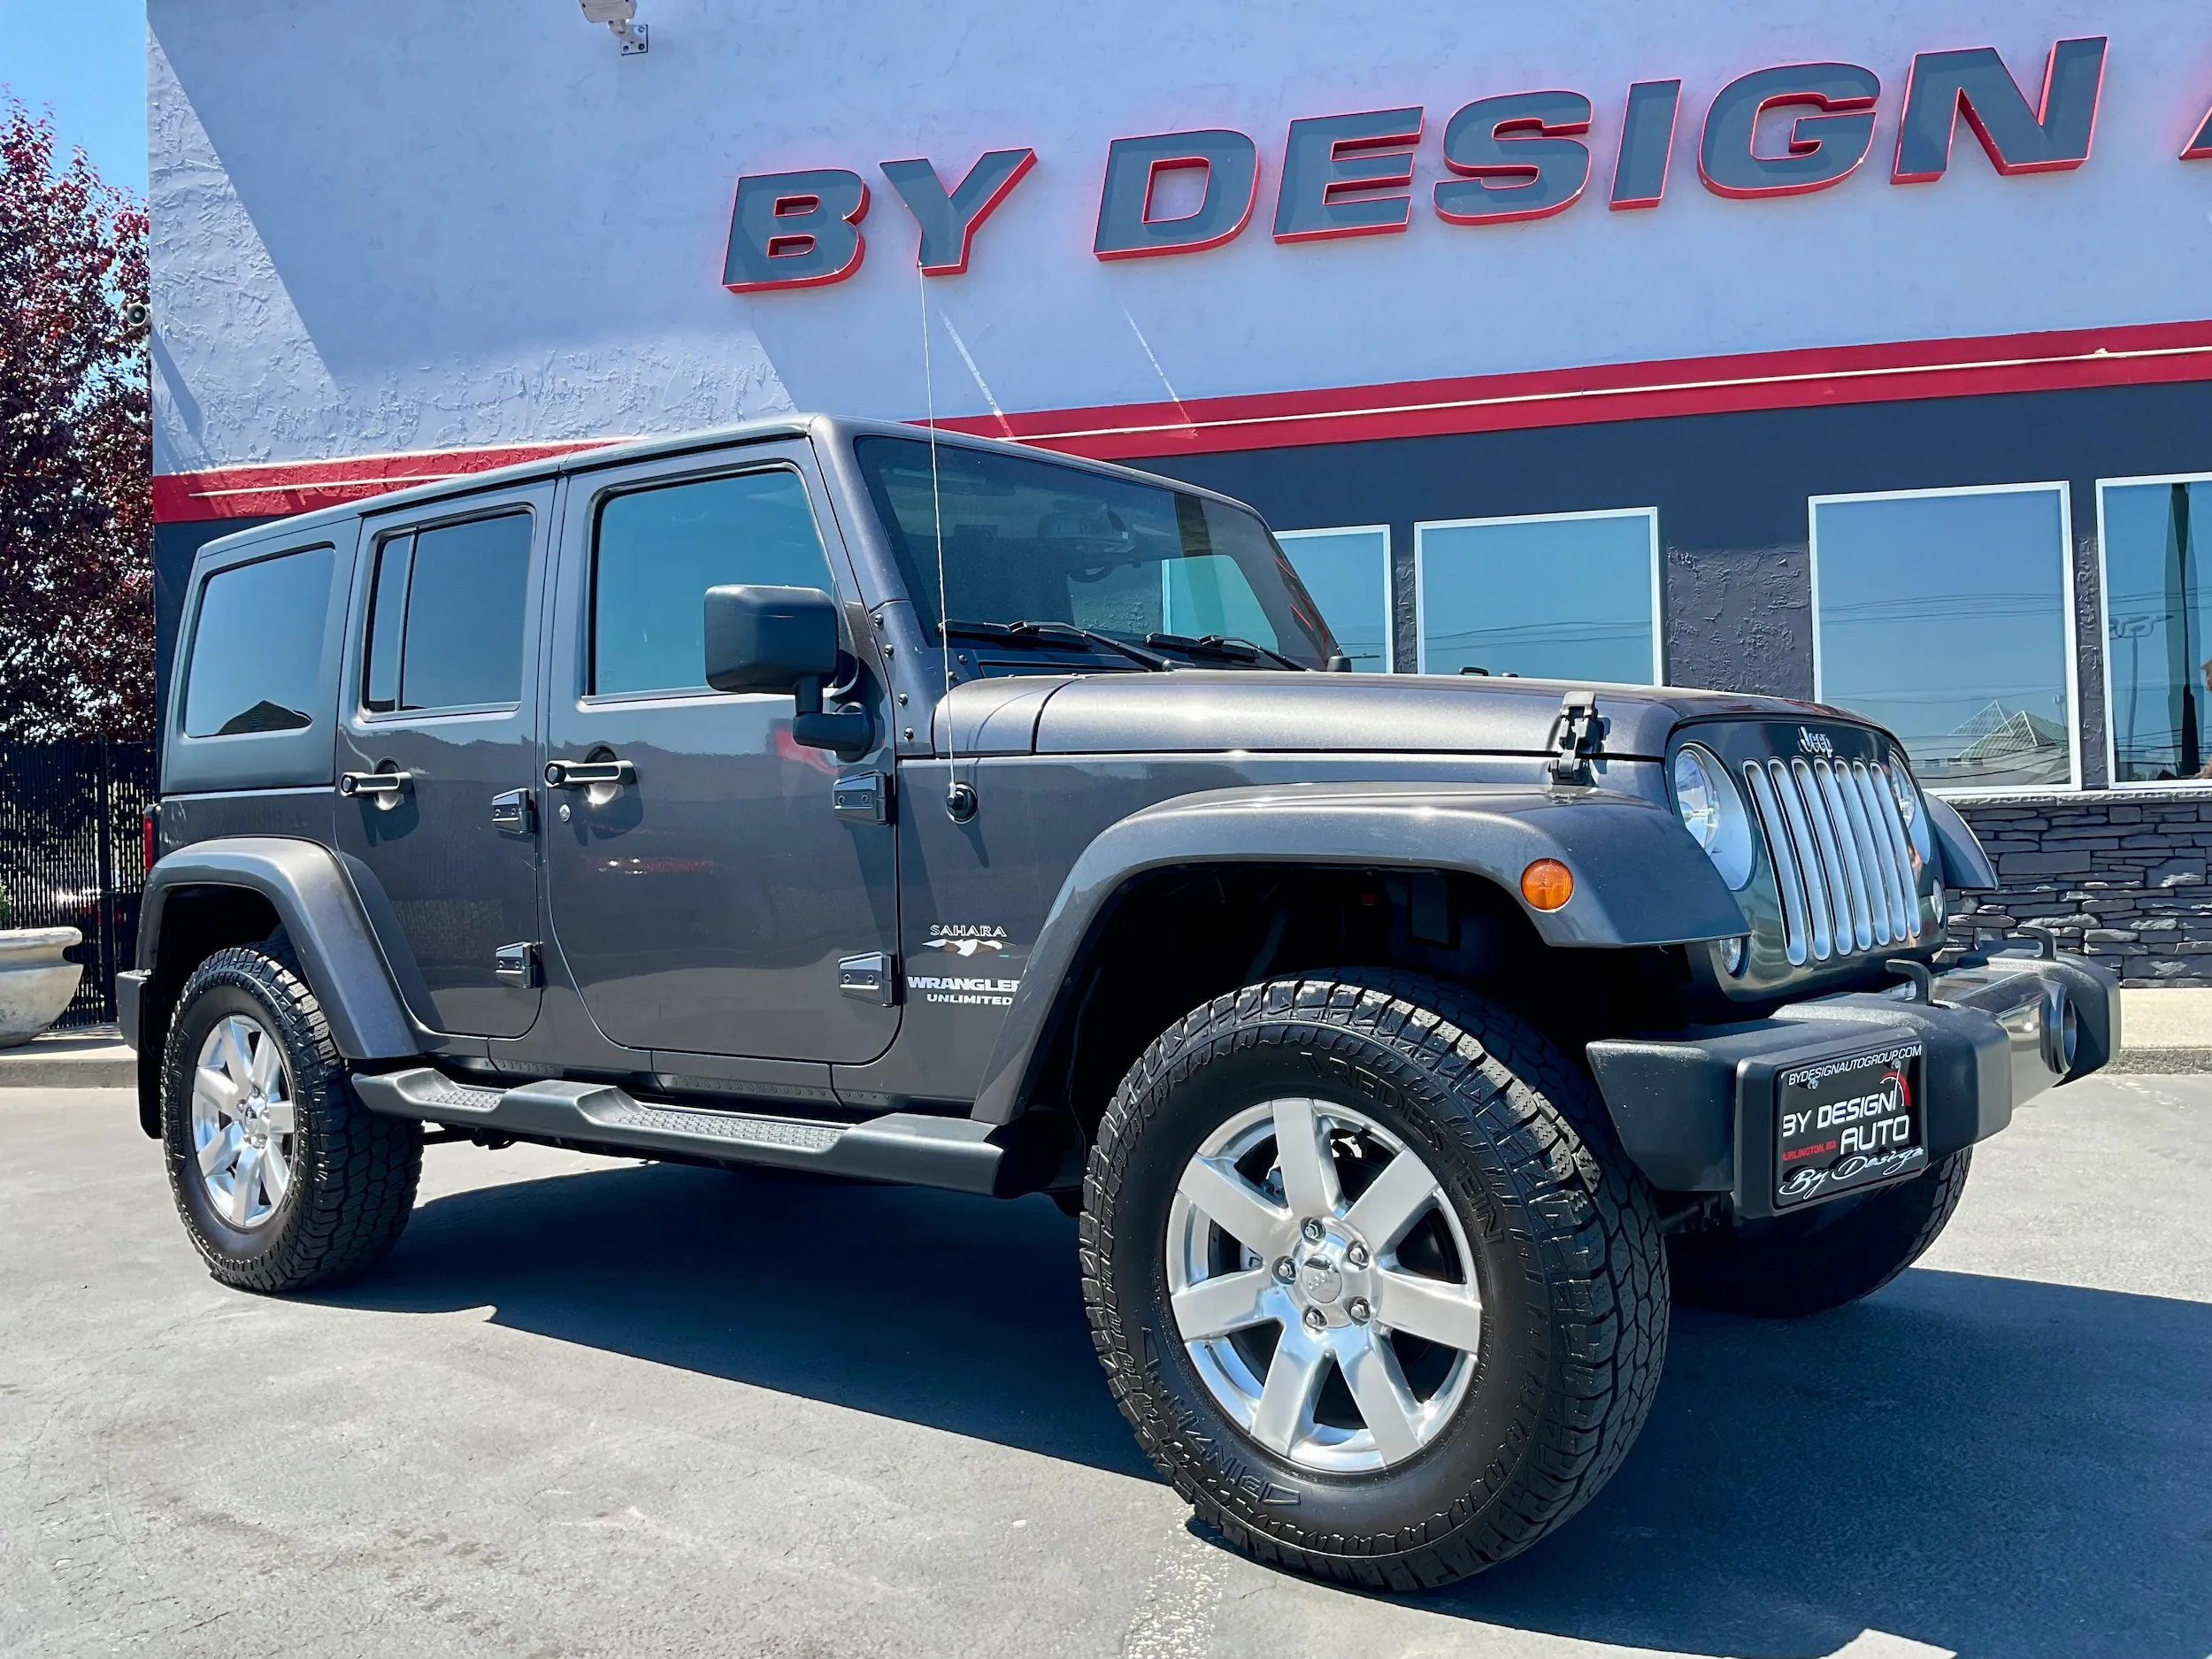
[
  {"xmin": 1081, "ymin": 972, "xmax": 1668, "ymax": 1589},
  {"xmin": 1667, "ymin": 1150, "xmax": 1971, "ymax": 1318},
  {"xmin": 161, "ymin": 946, "xmax": 421, "ymax": 1293}
]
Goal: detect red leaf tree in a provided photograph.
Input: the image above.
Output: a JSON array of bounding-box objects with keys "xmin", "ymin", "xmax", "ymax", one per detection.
[{"xmin": 0, "ymin": 96, "xmax": 150, "ymax": 741}]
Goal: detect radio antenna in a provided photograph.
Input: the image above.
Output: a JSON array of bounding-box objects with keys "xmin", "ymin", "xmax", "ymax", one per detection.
[{"xmin": 918, "ymin": 257, "xmax": 975, "ymax": 822}]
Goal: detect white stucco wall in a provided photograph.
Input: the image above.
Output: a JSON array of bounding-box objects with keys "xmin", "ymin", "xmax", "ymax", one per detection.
[{"xmin": 149, "ymin": 0, "xmax": 2212, "ymax": 474}]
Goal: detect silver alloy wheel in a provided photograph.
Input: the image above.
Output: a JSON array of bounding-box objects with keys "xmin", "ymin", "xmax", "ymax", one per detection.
[
  {"xmin": 189, "ymin": 1014, "xmax": 298, "ymax": 1231},
  {"xmin": 1165, "ymin": 1097, "xmax": 1482, "ymax": 1473}
]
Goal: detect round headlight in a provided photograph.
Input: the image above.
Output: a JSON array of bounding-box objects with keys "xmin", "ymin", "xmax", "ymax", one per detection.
[
  {"xmin": 1886, "ymin": 760, "xmax": 1935, "ymax": 864},
  {"xmin": 1672, "ymin": 745, "xmax": 1755, "ymax": 890}
]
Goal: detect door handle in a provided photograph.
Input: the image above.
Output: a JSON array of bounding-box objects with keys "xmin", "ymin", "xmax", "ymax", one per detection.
[
  {"xmin": 543, "ymin": 758, "xmax": 636, "ymax": 789},
  {"xmin": 338, "ymin": 770, "xmax": 411, "ymax": 804}
]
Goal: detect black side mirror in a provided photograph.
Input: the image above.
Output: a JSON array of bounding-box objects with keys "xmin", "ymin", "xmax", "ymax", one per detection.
[
  {"xmin": 703, "ymin": 583, "xmax": 840, "ymax": 692},
  {"xmin": 702, "ymin": 584, "xmax": 874, "ymax": 760}
]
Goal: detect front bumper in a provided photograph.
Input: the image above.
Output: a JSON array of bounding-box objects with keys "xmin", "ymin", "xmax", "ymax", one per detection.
[{"xmin": 1587, "ymin": 949, "xmax": 2119, "ymax": 1221}]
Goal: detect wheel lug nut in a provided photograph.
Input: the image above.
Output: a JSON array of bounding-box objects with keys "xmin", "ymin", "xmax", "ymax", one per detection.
[
  {"xmin": 1301, "ymin": 1218, "xmax": 1325, "ymax": 1244},
  {"xmin": 1348, "ymin": 1298, "xmax": 1371, "ymax": 1324},
  {"xmin": 1273, "ymin": 1257, "xmax": 1294, "ymax": 1282},
  {"xmin": 1347, "ymin": 1243, "xmax": 1369, "ymax": 1268},
  {"xmin": 1303, "ymin": 1308, "xmax": 1326, "ymax": 1331}
]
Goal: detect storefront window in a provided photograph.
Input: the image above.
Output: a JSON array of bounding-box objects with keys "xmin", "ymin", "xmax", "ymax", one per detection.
[
  {"xmin": 1414, "ymin": 510, "xmax": 1661, "ymax": 683},
  {"xmin": 1274, "ymin": 526, "xmax": 1392, "ymax": 671},
  {"xmin": 2101, "ymin": 476, "xmax": 2212, "ymax": 784},
  {"xmin": 1811, "ymin": 484, "xmax": 2075, "ymax": 793}
]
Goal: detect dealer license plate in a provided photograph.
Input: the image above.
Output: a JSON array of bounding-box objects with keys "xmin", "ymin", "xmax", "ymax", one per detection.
[{"xmin": 1775, "ymin": 1041, "xmax": 1927, "ymax": 1210}]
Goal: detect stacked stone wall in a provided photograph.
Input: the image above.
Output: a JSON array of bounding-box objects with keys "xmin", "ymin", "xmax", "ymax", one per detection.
[{"xmin": 1951, "ymin": 792, "xmax": 2212, "ymax": 987}]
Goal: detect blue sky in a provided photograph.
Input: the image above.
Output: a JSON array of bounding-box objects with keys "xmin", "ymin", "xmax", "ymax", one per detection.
[{"xmin": 0, "ymin": 0, "xmax": 145, "ymax": 196}]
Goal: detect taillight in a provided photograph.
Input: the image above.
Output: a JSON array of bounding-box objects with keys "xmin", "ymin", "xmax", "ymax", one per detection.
[{"xmin": 142, "ymin": 806, "xmax": 158, "ymax": 873}]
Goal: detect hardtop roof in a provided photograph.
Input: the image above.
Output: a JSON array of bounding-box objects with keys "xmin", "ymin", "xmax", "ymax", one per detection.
[{"xmin": 188, "ymin": 416, "xmax": 1269, "ymax": 564}]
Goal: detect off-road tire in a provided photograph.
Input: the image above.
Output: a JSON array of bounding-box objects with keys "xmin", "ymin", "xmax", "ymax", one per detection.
[
  {"xmin": 1080, "ymin": 971, "xmax": 1669, "ymax": 1589},
  {"xmin": 161, "ymin": 945, "xmax": 421, "ymax": 1292},
  {"xmin": 1667, "ymin": 1149, "xmax": 1970, "ymax": 1318}
]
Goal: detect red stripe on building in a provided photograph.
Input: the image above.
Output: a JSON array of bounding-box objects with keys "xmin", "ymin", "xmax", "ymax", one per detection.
[
  {"xmin": 937, "ymin": 317, "xmax": 2212, "ymax": 457},
  {"xmin": 151, "ymin": 440, "xmax": 618, "ymax": 524},
  {"xmin": 154, "ymin": 319, "xmax": 2212, "ymax": 521}
]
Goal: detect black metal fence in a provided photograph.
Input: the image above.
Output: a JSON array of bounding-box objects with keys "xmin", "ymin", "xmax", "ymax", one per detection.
[{"xmin": 0, "ymin": 742, "xmax": 157, "ymax": 1027}]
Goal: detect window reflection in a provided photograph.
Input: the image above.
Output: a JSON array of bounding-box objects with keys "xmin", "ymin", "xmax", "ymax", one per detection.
[
  {"xmin": 1813, "ymin": 486, "xmax": 2073, "ymax": 792},
  {"xmin": 183, "ymin": 546, "xmax": 334, "ymax": 738},
  {"xmin": 2103, "ymin": 479, "xmax": 2212, "ymax": 783},
  {"xmin": 1416, "ymin": 511, "xmax": 1659, "ymax": 684},
  {"xmin": 593, "ymin": 469, "xmax": 833, "ymax": 696}
]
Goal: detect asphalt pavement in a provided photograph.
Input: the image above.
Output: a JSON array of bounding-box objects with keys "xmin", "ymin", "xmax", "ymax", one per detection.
[{"xmin": 2, "ymin": 1074, "xmax": 2207, "ymax": 1659}]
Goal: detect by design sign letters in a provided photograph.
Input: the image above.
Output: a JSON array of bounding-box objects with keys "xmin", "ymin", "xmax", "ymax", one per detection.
[{"xmin": 724, "ymin": 35, "xmax": 2200, "ymax": 295}]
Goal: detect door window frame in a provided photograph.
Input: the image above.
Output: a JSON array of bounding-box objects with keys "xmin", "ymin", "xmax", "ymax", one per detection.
[
  {"xmin": 356, "ymin": 505, "xmax": 539, "ymax": 723},
  {"xmin": 557, "ymin": 442, "xmax": 866, "ymax": 712},
  {"xmin": 1809, "ymin": 480, "xmax": 2080, "ymax": 799},
  {"xmin": 342, "ymin": 484, "xmax": 556, "ymax": 738}
]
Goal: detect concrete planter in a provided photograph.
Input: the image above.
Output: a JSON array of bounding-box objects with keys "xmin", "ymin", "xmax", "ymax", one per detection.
[{"xmin": 0, "ymin": 928, "xmax": 85, "ymax": 1048}]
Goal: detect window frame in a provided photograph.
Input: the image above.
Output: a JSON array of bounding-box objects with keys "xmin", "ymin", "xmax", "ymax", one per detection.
[
  {"xmin": 581, "ymin": 459, "xmax": 841, "ymax": 707},
  {"xmin": 1273, "ymin": 524, "xmax": 1395, "ymax": 672},
  {"xmin": 2094, "ymin": 470, "xmax": 2212, "ymax": 793},
  {"xmin": 355, "ymin": 504, "xmax": 538, "ymax": 724},
  {"xmin": 1808, "ymin": 480, "xmax": 2080, "ymax": 799},
  {"xmin": 1411, "ymin": 507, "xmax": 1663, "ymax": 684}
]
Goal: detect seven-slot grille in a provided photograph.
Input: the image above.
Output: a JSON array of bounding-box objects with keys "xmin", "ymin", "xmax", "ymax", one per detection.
[{"xmin": 1740, "ymin": 757, "xmax": 1922, "ymax": 965}]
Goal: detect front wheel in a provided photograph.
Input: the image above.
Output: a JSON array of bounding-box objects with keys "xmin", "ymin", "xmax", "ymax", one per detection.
[
  {"xmin": 160, "ymin": 945, "xmax": 421, "ymax": 1293},
  {"xmin": 1081, "ymin": 972, "xmax": 1669, "ymax": 1589}
]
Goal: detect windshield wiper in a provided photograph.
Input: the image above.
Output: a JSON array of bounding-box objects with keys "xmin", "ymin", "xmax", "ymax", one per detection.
[
  {"xmin": 1143, "ymin": 631, "xmax": 1309, "ymax": 672},
  {"xmin": 940, "ymin": 618, "xmax": 1175, "ymax": 672}
]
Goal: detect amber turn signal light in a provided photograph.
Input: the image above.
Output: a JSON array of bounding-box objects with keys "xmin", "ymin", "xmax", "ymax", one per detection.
[{"xmin": 1520, "ymin": 858, "xmax": 1574, "ymax": 911}]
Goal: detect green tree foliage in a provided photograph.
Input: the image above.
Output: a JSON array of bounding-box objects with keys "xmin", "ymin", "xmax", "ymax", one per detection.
[{"xmin": 0, "ymin": 96, "xmax": 150, "ymax": 739}]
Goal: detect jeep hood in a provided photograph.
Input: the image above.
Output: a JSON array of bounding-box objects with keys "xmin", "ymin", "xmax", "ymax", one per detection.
[{"xmin": 935, "ymin": 672, "xmax": 1863, "ymax": 758}]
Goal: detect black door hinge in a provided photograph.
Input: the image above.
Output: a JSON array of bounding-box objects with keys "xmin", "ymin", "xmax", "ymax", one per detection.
[
  {"xmin": 833, "ymin": 768, "xmax": 893, "ymax": 826},
  {"xmin": 490, "ymin": 788, "xmax": 535, "ymax": 834},
  {"xmin": 494, "ymin": 941, "xmax": 541, "ymax": 987},
  {"xmin": 1546, "ymin": 691, "xmax": 1609, "ymax": 786},
  {"xmin": 838, "ymin": 952, "xmax": 897, "ymax": 1005}
]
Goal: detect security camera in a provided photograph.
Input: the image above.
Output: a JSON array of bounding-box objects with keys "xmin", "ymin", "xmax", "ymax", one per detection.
[{"xmin": 579, "ymin": 0, "xmax": 648, "ymax": 53}]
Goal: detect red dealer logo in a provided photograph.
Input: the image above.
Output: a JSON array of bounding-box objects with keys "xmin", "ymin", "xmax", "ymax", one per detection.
[{"xmin": 721, "ymin": 36, "xmax": 2140, "ymax": 294}]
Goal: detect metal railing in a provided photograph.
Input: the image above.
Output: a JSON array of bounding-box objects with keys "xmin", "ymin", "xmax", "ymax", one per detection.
[{"xmin": 0, "ymin": 741, "xmax": 157, "ymax": 1026}]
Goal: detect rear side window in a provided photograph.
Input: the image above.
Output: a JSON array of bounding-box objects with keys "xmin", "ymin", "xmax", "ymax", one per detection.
[
  {"xmin": 363, "ymin": 511, "xmax": 534, "ymax": 713},
  {"xmin": 592, "ymin": 469, "xmax": 834, "ymax": 696},
  {"xmin": 182, "ymin": 545, "xmax": 336, "ymax": 738}
]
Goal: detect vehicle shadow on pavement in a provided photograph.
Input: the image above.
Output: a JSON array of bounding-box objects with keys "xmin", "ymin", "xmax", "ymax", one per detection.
[
  {"xmin": 320, "ymin": 1158, "xmax": 1156, "ymax": 1479},
  {"xmin": 1439, "ymin": 1267, "xmax": 2212, "ymax": 1659},
  {"xmin": 326, "ymin": 1160, "xmax": 2212, "ymax": 1659}
]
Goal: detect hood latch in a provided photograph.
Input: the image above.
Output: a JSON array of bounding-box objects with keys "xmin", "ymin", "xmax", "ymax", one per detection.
[{"xmin": 1545, "ymin": 691, "xmax": 1609, "ymax": 786}]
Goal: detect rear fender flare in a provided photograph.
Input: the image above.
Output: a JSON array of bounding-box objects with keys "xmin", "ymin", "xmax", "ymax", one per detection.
[
  {"xmin": 138, "ymin": 837, "xmax": 422, "ymax": 1064},
  {"xmin": 970, "ymin": 782, "xmax": 1747, "ymax": 1125}
]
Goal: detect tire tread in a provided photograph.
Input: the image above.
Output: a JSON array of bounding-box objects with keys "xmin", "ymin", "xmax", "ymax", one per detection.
[
  {"xmin": 161, "ymin": 945, "xmax": 420, "ymax": 1293},
  {"xmin": 1079, "ymin": 969, "xmax": 1668, "ymax": 1589}
]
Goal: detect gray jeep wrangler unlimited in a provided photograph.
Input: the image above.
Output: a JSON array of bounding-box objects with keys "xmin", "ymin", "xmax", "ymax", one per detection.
[{"xmin": 127, "ymin": 417, "xmax": 2116, "ymax": 1589}]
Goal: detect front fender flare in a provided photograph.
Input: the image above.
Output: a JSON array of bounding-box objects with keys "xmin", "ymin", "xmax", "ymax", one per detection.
[
  {"xmin": 139, "ymin": 837, "xmax": 421, "ymax": 1062},
  {"xmin": 971, "ymin": 782, "xmax": 1747, "ymax": 1125}
]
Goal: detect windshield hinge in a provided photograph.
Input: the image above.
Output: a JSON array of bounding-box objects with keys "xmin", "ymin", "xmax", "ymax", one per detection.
[{"xmin": 1545, "ymin": 691, "xmax": 1609, "ymax": 786}]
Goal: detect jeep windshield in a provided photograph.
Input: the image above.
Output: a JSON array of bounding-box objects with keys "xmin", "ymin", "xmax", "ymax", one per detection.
[{"xmin": 854, "ymin": 435, "xmax": 1338, "ymax": 671}]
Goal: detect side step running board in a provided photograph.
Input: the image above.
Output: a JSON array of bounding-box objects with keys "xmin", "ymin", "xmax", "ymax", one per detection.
[{"xmin": 352, "ymin": 1068, "xmax": 1016, "ymax": 1196}]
